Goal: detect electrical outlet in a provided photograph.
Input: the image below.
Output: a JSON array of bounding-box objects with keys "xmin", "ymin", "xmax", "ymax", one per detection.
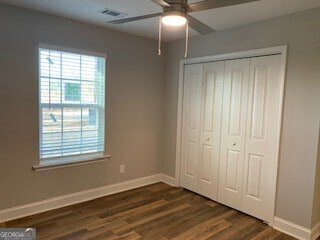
[{"xmin": 120, "ymin": 164, "xmax": 125, "ymax": 173}]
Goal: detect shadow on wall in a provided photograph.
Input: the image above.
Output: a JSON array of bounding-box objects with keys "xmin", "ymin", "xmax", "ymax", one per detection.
[{"xmin": 312, "ymin": 122, "xmax": 320, "ymax": 226}]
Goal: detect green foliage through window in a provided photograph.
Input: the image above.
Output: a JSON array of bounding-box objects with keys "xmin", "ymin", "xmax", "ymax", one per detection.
[{"xmin": 65, "ymin": 82, "xmax": 81, "ymax": 102}]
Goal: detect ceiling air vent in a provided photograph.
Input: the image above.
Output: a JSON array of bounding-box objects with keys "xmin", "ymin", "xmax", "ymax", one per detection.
[{"xmin": 101, "ymin": 8, "xmax": 127, "ymax": 18}]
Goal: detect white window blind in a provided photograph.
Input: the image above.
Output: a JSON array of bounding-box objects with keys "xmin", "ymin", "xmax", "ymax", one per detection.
[{"xmin": 39, "ymin": 46, "xmax": 106, "ymax": 160}]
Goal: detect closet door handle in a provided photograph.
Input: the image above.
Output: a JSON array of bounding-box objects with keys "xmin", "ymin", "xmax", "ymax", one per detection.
[
  {"xmin": 206, "ymin": 138, "xmax": 210, "ymax": 141},
  {"xmin": 233, "ymin": 143, "xmax": 236, "ymax": 146}
]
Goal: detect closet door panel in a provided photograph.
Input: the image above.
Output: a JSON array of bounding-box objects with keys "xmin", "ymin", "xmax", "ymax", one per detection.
[
  {"xmin": 180, "ymin": 64, "xmax": 203, "ymax": 192},
  {"xmin": 242, "ymin": 55, "xmax": 282, "ymax": 221},
  {"xmin": 198, "ymin": 61, "xmax": 224, "ymax": 200},
  {"xmin": 218, "ymin": 59, "xmax": 250, "ymax": 210}
]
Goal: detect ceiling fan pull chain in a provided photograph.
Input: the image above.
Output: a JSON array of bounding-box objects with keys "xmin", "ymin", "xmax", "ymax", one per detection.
[
  {"xmin": 184, "ymin": 20, "xmax": 189, "ymax": 58},
  {"xmin": 158, "ymin": 16, "xmax": 162, "ymax": 56}
]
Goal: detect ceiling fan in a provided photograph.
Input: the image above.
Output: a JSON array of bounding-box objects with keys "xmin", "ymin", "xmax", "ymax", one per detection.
[{"xmin": 108, "ymin": 0, "xmax": 260, "ymax": 56}]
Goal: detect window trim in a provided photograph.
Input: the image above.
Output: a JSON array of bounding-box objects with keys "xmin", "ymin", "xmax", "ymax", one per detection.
[
  {"xmin": 36, "ymin": 44, "xmax": 109, "ymax": 169},
  {"xmin": 38, "ymin": 43, "xmax": 107, "ymax": 59},
  {"xmin": 33, "ymin": 153, "xmax": 111, "ymax": 172}
]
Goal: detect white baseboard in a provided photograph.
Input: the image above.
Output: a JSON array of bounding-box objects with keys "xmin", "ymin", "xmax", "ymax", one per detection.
[
  {"xmin": 159, "ymin": 173, "xmax": 176, "ymax": 186},
  {"xmin": 0, "ymin": 173, "xmax": 175, "ymax": 223},
  {"xmin": 311, "ymin": 221, "xmax": 320, "ymax": 240},
  {"xmin": 274, "ymin": 217, "xmax": 312, "ymax": 240}
]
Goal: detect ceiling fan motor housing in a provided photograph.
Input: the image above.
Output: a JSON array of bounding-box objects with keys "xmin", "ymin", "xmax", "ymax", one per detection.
[
  {"xmin": 164, "ymin": 0, "xmax": 187, "ymax": 5},
  {"xmin": 163, "ymin": 0, "xmax": 187, "ymax": 16}
]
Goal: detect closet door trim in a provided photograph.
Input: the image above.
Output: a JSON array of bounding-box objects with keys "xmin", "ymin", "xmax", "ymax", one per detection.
[{"xmin": 175, "ymin": 45, "xmax": 287, "ymax": 226}]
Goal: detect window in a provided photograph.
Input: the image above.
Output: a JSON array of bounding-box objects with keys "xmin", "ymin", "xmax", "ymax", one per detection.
[{"xmin": 39, "ymin": 45, "xmax": 106, "ymax": 162}]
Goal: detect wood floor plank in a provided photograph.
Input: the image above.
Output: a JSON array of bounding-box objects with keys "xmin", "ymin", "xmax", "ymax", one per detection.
[
  {"xmin": 115, "ymin": 231, "xmax": 141, "ymax": 240},
  {"xmin": 227, "ymin": 221, "xmax": 267, "ymax": 240},
  {"xmin": 38, "ymin": 215, "xmax": 103, "ymax": 239},
  {"xmin": 274, "ymin": 233, "xmax": 298, "ymax": 240},
  {"xmin": 138, "ymin": 204, "xmax": 216, "ymax": 238},
  {"xmin": 170, "ymin": 211, "xmax": 235, "ymax": 240},
  {"xmin": 70, "ymin": 225, "xmax": 115, "ymax": 240},
  {"xmin": 143, "ymin": 183, "xmax": 172, "ymax": 192},
  {"xmin": 207, "ymin": 214, "xmax": 256, "ymax": 240},
  {"xmin": 86, "ymin": 199, "xmax": 168, "ymax": 231},
  {"xmin": 174, "ymin": 219, "xmax": 232, "ymax": 240},
  {"xmin": 0, "ymin": 184, "xmax": 297, "ymax": 240},
  {"xmin": 123, "ymin": 196, "xmax": 194, "ymax": 224},
  {"xmin": 6, "ymin": 210, "xmax": 74, "ymax": 228},
  {"xmin": 54, "ymin": 229, "xmax": 88, "ymax": 240},
  {"xmin": 165, "ymin": 205, "xmax": 236, "ymax": 239},
  {"xmin": 0, "ymin": 222, "xmax": 7, "ymax": 228},
  {"xmin": 111, "ymin": 203, "xmax": 192, "ymax": 234},
  {"xmin": 250, "ymin": 227, "xmax": 281, "ymax": 240}
]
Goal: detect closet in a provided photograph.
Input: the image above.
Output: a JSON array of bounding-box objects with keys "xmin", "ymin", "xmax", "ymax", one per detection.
[{"xmin": 179, "ymin": 53, "xmax": 283, "ymax": 222}]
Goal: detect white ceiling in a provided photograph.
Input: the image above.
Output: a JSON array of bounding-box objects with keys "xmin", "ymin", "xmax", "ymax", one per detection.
[{"xmin": 1, "ymin": 0, "xmax": 320, "ymax": 41}]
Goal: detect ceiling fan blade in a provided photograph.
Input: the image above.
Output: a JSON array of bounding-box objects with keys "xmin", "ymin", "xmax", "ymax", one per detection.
[
  {"xmin": 186, "ymin": 14, "xmax": 215, "ymax": 35},
  {"xmin": 187, "ymin": 0, "xmax": 259, "ymax": 12},
  {"xmin": 108, "ymin": 13, "xmax": 162, "ymax": 24},
  {"xmin": 151, "ymin": 0, "xmax": 170, "ymax": 7}
]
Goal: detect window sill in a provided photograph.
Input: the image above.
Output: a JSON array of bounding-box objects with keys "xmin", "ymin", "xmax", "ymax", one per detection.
[{"xmin": 32, "ymin": 154, "xmax": 111, "ymax": 172}]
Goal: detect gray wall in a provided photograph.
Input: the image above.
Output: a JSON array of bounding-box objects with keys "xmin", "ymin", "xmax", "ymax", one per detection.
[
  {"xmin": 0, "ymin": 4, "xmax": 165, "ymax": 210},
  {"xmin": 163, "ymin": 8, "xmax": 320, "ymax": 228},
  {"xmin": 312, "ymin": 126, "xmax": 320, "ymax": 227}
]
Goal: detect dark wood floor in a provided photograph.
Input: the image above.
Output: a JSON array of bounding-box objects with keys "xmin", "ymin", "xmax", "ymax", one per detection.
[{"xmin": 1, "ymin": 183, "xmax": 296, "ymax": 240}]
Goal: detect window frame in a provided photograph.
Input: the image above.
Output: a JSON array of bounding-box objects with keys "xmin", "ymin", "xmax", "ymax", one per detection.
[{"xmin": 35, "ymin": 44, "xmax": 109, "ymax": 170}]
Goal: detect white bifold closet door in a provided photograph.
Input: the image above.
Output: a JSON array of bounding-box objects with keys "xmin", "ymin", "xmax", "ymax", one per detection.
[
  {"xmin": 218, "ymin": 55, "xmax": 282, "ymax": 221},
  {"xmin": 180, "ymin": 64, "xmax": 203, "ymax": 193},
  {"xmin": 218, "ymin": 58, "xmax": 250, "ymax": 210},
  {"xmin": 180, "ymin": 61, "xmax": 224, "ymax": 200},
  {"xmin": 180, "ymin": 54, "xmax": 282, "ymax": 222},
  {"xmin": 241, "ymin": 55, "xmax": 282, "ymax": 221}
]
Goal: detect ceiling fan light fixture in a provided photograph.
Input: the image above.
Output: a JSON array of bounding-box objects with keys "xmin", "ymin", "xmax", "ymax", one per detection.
[{"xmin": 162, "ymin": 11, "xmax": 187, "ymax": 27}]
